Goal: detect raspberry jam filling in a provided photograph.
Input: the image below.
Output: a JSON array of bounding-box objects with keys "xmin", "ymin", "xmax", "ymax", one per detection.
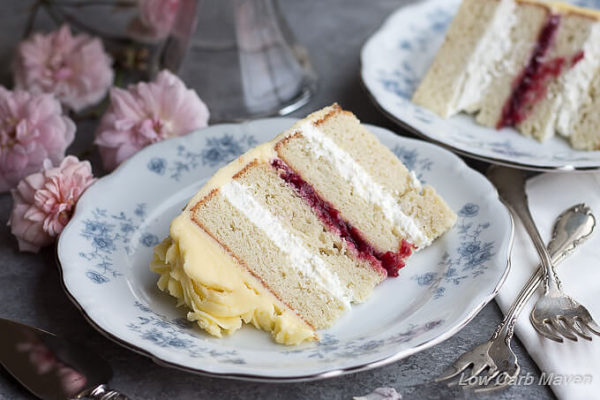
[
  {"xmin": 497, "ymin": 15, "xmax": 584, "ymax": 129},
  {"xmin": 271, "ymin": 159, "xmax": 413, "ymax": 277}
]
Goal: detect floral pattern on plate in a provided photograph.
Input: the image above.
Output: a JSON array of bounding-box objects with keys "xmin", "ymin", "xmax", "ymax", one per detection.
[
  {"xmin": 412, "ymin": 203, "xmax": 495, "ymax": 299},
  {"xmin": 79, "ymin": 204, "xmax": 157, "ymax": 284},
  {"xmin": 147, "ymin": 134, "xmax": 257, "ymax": 181}
]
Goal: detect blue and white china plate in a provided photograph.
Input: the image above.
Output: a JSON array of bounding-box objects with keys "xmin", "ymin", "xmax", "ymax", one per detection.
[
  {"xmin": 361, "ymin": 0, "xmax": 600, "ymax": 171},
  {"xmin": 57, "ymin": 119, "xmax": 512, "ymax": 382}
]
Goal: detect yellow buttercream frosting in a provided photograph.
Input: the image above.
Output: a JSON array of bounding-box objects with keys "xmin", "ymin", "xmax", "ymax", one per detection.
[{"xmin": 150, "ymin": 138, "xmax": 317, "ymax": 345}]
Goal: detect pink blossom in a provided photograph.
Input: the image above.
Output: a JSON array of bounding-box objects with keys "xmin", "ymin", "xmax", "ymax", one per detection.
[
  {"xmin": 95, "ymin": 70, "xmax": 209, "ymax": 171},
  {"xmin": 13, "ymin": 25, "xmax": 114, "ymax": 112},
  {"xmin": 0, "ymin": 87, "xmax": 75, "ymax": 193},
  {"xmin": 138, "ymin": 0, "xmax": 181, "ymax": 39},
  {"xmin": 9, "ymin": 156, "xmax": 96, "ymax": 253}
]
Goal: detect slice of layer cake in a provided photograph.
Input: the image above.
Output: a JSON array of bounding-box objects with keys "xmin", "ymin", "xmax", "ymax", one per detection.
[
  {"xmin": 475, "ymin": 1, "xmax": 551, "ymax": 129},
  {"xmin": 151, "ymin": 105, "xmax": 456, "ymax": 345},
  {"xmin": 516, "ymin": 4, "xmax": 600, "ymax": 141},
  {"xmin": 413, "ymin": 0, "xmax": 600, "ymax": 150},
  {"xmin": 412, "ymin": 0, "xmax": 517, "ymax": 118}
]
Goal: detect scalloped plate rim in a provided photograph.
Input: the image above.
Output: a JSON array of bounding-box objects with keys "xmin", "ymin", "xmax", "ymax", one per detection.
[{"xmin": 57, "ymin": 118, "xmax": 513, "ymax": 382}]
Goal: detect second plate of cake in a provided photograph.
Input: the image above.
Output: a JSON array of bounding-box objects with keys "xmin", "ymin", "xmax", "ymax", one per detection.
[
  {"xmin": 57, "ymin": 117, "xmax": 513, "ymax": 381},
  {"xmin": 361, "ymin": 0, "xmax": 600, "ymax": 171}
]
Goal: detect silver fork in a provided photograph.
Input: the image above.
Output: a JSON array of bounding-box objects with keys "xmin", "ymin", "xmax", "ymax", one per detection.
[
  {"xmin": 488, "ymin": 166, "xmax": 600, "ymax": 343},
  {"xmin": 436, "ymin": 203, "xmax": 596, "ymax": 391}
]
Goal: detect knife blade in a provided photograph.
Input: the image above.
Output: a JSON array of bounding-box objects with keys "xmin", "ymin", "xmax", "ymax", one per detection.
[{"xmin": 0, "ymin": 318, "xmax": 128, "ymax": 399}]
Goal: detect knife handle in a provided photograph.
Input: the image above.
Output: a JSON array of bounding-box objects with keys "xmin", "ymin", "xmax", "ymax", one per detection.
[{"xmin": 88, "ymin": 384, "xmax": 130, "ymax": 400}]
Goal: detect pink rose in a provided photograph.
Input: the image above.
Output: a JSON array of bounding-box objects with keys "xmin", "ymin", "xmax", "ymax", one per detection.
[
  {"xmin": 9, "ymin": 156, "xmax": 96, "ymax": 253},
  {"xmin": 13, "ymin": 25, "xmax": 114, "ymax": 112},
  {"xmin": 95, "ymin": 70, "xmax": 209, "ymax": 171},
  {"xmin": 0, "ymin": 87, "xmax": 75, "ymax": 193},
  {"xmin": 138, "ymin": 0, "xmax": 181, "ymax": 39}
]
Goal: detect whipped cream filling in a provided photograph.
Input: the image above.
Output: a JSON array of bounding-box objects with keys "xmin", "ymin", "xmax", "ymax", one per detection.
[
  {"xmin": 299, "ymin": 122, "xmax": 429, "ymax": 248},
  {"xmin": 556, "ymin": 23, "xmax": 600, "ymax": 137},
  {"xmin": 409, "ymin": 171, "xmax": 422, "ymax": 192},
  {"xmin": 220, "ymin": 180, "xmax": 352, "ymax": 308},
  {"xmin": 453, "ymin": 0, "xmax": 517, "ymax": 113}
]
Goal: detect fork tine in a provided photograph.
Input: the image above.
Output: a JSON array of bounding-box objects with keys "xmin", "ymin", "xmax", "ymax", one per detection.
[
  {"xmin": 580, "ymin": 319, "xmax": 600, "ymax": 337},
  {"xmin": 531, "ymin": 317, "xmax": 564, "ymax": 343},
  {"xmin": 451, "ymin": 364, "xmax": 499, "ymax": 390},
  {"xmin": 435, "ymin": 361, "xmax": 472, "ymax": 382},
  {"xmin": 473, "ymin": 366, "xmax": 519, "ymax": 393},
  {"xmin": 468, "ymin": 360, "xmax": 492, "ymax": 380},
  {"xmin": 574, "ymin": 319, "xmax": 593, "ymax": 337},
  {"xmin": 562, "ymin": 318, "xmax": 592, "ymax": 341},
  {"xmin": 485, "ymin": 367, "xmax": 500, "ymax": 382},
  {"xmin": 550, "ymin": 318, "xmax": 578, "ymax": 342},
  {"xmin": 481, "ymin": 367, "xmax": 502, "ymax": 387}
]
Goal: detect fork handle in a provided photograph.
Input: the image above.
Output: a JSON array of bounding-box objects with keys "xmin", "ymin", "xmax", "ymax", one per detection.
[
  {"xmin": 487, "ymin": 166, "xmax": 562, "ymax": 293},
  {"xmin": 492, "ymin": 267, "xmax": 545, "ymax": 343}
]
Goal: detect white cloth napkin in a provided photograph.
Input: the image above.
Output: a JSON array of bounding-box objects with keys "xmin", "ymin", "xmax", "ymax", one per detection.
[{"xmin": 495, "ymin": 172, "xmax": 600, "ymax": 400}]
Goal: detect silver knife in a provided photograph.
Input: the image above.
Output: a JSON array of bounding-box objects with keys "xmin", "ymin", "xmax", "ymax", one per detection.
[{"xmin": 0, "ymin": 318, "xmax": 128, "ymax": 399}]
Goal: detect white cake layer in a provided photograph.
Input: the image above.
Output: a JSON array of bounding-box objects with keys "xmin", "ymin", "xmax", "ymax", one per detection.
[
  {"xmin": 453, "ymin": 0, "xmax": 517, "ymax": 113},
  {"xmin": 221, "ymin": 180, "xmax": 352, "ymax": 309},
  {"xmin": 299, "ymin": 121, "xmax": 429, "ymax": 248}
]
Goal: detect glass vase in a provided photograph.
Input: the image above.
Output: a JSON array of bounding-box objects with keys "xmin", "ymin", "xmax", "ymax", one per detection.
[{"xmin": 161, "ymin": 0, "xmax": 317, "ymax": 123}]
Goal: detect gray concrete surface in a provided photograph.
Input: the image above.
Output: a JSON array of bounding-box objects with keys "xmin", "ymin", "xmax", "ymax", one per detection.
[{"xmin": 0, "ymin": 1, "xmax": 554, "ymax": 399}]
